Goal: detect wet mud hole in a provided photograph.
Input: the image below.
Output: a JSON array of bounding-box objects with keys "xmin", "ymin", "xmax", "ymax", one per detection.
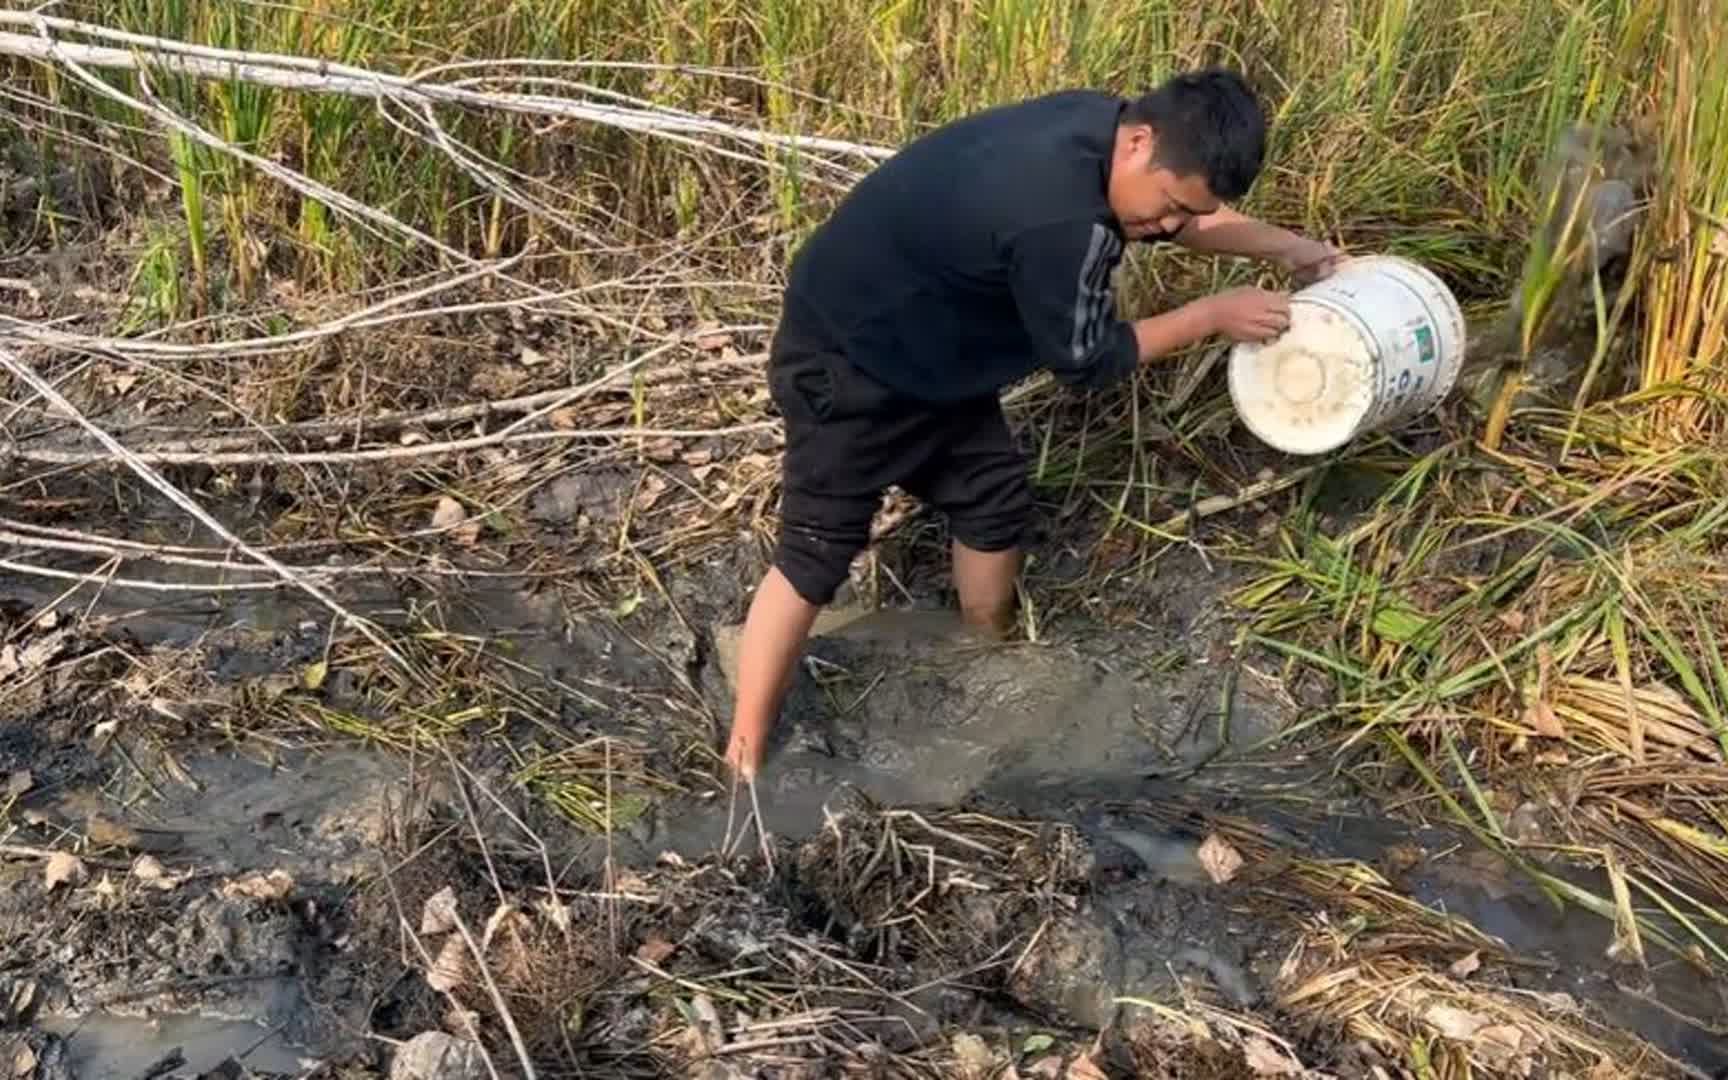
[{"xmin": 4, "ymin": 471, "xmax": 1727, "ymax": 1080}]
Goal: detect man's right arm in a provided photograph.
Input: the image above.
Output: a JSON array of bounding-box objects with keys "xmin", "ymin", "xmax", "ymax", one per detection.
[
  {"xmin": 1130, "ymin": 302, "xmax": 1221, "ymax": 363},
  {"xmin": 1010, "ymin": 222, "xmax": 1295, "ymax": 383}
]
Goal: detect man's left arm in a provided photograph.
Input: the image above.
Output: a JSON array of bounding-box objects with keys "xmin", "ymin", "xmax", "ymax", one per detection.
[{"xmin": 1172, "ymin": 207, "xmax": 1343, "ymax": 286}]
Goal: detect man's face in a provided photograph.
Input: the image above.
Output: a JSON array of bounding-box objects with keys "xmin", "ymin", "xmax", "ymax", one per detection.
[{"xmin": 1108, "ymin": 124, "xmax": 1223, "ymax": 241}]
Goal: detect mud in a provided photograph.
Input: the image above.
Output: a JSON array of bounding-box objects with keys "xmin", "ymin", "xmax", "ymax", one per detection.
[
  {"xmin": 3, "ymin": 378, "xmax": 1725, "ymax": 1078},
  {"xmin": 8, "ymin": 534, "xmax": 1728, "ymax": 1079}
]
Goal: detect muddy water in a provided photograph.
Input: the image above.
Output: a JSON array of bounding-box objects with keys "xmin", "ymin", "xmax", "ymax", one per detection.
[
  {"xmin": 652, "ymin": 605, "xmax": 1303, "ymax": 858},
  {"xmin": 41, "ymin": 1014, "xmax": 310, "ymax": 1080},
  {"xmin": 8, "ymin": 547, "xmax": 1728, "ymax": 1073}
]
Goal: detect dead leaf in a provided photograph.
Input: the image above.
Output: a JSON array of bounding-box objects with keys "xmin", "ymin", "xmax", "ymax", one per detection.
[
  {"xmin": 694, "ymin": 328, "xmax": 733, "ymax": 352},
  {"xmin": 427, "ymin": 934, "xmax": 470, "ymax": 993},
  {"xmin": 421, "ymin": 886, "xmax": 459, "ymax": 935},
  {"xmin": 1197, "ymin": 833, "xmax": 1245, "ymax": 885},
  {"xmin": 5, "ymin": 769, "xmax": 31, "ymax": 799},
  {"xmin": 1449, "ymin": 950, "xmax": 1483, "ymax": 979},
  {"xmin": 1524, "ymin": 643, "xmax": 1564, "ymax": 737},
  {"xmin": 634, "ymin": 473, "xmax": 669, "ymax": 512},
  {"xmin": 1498, "ymin": 610, "xmax": 1528, "ymax": 633},
  {"xmin": 635, "ymin": 933, "xmax": 676, "ymax": 965},
  {"xmin": 220, "ymin": 869, "xmax": 294, "ymax": 901},
  {"xmin": 1022, "ymin": 1057, "xmax": 1062, "ymax": 1079},
  {"xmin": 12, "ymin": 1043, "xmax": 37, "ymax": 1078},
  {"xmin": 431, "ymin": 496, "xmax": 467, "ymax": 531},
  {"xmin": 0, "ymin": 628, "xmax": 71, "ymax": 680},
  {"xmin": 612, "ymin": 868, "xmax": 660, "ymax": 900},
  {"xmin": 549, "ymin": 407, "xmax": 581, "ymax": 431},
  {"xmin": 951, "ymin": 1033, "xmax": 999, "ymax": 1080},
  {"xmin": 681, "ymin": 450, "xmax": 714, "ymax": 467},
  {"xmin": 89, "ymin": 719, "xmax": 119, "ymax": 750},
  {"xmin": 643, "ymin": 438, "xmax": 679, "ymax": 463},
  {"xmin": 1064, "ymin": 1051, "xmax": 1110, "ymax": 1080},
  {"xmin": 132, "ymin": 855, "xmax": 181, "ymax": 891},
  {"xmin": 1424, "ymin": 1003, "xmax": 1490, "ymax": 1041},
  {"xmin": 518, "ymin": 345, "xmax": 549, "ymax": 367},
  {"xmin": 1473, "ymin": 1024, "xmax": 1530, "ymax": 1063},
  {"xmin": 1243, "ymin": 1035, "xmax": 1303, "ymax": 1075},
  {"xmin": 1525, "ymin": 699, "xmax": 1565, "ymax": 738},
  {"xmin": 44, "ymin": 851, "xmax": 88, "ymax": 891},
  {"xmin": 430, "ymin": 496, "xmax": 481, "ymax": 546}
]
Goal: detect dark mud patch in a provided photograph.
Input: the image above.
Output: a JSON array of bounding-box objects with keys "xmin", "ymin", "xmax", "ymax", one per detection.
[{"xmin": 4, "ymin": 525, "xmax": 1724, "ymax": 1078}]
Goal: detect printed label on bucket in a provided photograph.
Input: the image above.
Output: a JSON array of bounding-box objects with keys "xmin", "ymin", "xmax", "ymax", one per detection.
[{"xmin": 1415, "ymin": 325, "xmax": 1436, "ymax": 366}]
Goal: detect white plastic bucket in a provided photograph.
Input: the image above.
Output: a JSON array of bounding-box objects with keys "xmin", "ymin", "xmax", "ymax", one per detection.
[{"xmin": 1227, "ymin": 255, "xmax": 1466, "ymax": 456}]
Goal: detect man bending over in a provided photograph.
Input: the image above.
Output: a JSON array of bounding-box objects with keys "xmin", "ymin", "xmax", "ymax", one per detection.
[{"xmin": 726, "ymin": 69, "xmax": 1340, "ymax": 780}]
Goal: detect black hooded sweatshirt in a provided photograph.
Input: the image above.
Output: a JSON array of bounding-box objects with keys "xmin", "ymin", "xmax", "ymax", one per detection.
[{"xmin": 781, "ymin": 90, "xmax": 1145, "ymax": 404}]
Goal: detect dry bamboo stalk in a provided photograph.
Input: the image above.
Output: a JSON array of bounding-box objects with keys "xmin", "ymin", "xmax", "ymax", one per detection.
[
  {"xmin": 105, "ymin": 353, "xmax": 761, "ymax": 451},
  {"xmin": 0, "ymin": 529, "xmax": 552, "ymax": 582},
  {"xmin": 6, "ymin": 421, "xmax": 780, "ymax": 467},
  {"xmin": 0, "ymin": 557, "xmax": 304, "ymax": 593},
  {"xmin": 0, "ymin": 15, "xmax": 890, "ymax": 164},
  {"xmin": 0, "ymin": 343, "xmax": 418, "ymax": 677}
]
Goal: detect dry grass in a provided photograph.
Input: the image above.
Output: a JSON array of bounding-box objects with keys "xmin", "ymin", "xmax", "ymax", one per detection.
[
  {"xmin": 2, "ymin": 4, "xmax": 1727, "ymax": 1069},
  {"xmin": 340, "ymin": 791, "xmax": 1708, "ymax": 1079}
]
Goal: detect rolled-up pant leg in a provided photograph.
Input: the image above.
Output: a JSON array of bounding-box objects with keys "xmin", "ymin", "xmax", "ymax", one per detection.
[
  {"xmin": 767, "ymin": 327, "xmax": 929, "ymax": 606},
  {"xmin": 905, "ymin": 396, "xmax": 1033, "ymax": 554}
]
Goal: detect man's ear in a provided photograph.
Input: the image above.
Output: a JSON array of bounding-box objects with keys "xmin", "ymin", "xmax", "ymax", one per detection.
[{"xmin": 1127, "ymin": 124, "xmax": 1154, "ymax": 156}]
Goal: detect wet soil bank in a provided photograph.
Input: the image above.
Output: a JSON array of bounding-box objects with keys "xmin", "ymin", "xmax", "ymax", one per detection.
[{"xmin": 5, "ymin": 499, "xmax": 1727, "ymax": 1080}]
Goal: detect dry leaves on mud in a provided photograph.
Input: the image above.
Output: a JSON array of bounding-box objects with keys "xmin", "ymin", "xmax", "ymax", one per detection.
[
  {"xmin": 43, "ymin": 851, "xmax": 87, "ymax": 891},
  {"xmin": 1197, "ymin": 833, "xmax": 1246, "ymax": 885},
  {"xmin": 421, "ymin": 885, "xmax": 459, "ymax": 935},
  {"xmin": 430, "ymin": 496, "xmax": 482, "ymax": 547},
  {"xmin": 220, "ymin": 869, "xmax": 295, "ymax": 901}
]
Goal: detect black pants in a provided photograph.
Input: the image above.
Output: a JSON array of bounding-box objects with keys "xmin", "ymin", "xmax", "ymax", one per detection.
[{"xmin": 768, "ymin": 322, "xmax": 1033, "ymax": 606}]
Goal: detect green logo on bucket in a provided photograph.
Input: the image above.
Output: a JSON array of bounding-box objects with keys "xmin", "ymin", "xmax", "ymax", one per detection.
[{"xmin": 1414, "ymin": 325, "xmax": 1436, "ymax": 365}]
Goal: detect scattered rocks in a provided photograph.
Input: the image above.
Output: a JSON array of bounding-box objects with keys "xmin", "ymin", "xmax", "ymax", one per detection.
[
  {"xmin": 1, "ymin": 1029, "xmax": 72, "ymax": 1080},
  {"xmin": 527, "ymin": 470, "xmax": 630, "ymax": 526},
  {"xmin": 389, "ymin": 1033, "xmax": 490, "ymax": 1080}
]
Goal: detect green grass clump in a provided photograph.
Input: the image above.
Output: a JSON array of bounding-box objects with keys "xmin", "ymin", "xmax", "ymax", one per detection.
[{"xmin": 0, "ymin": 0, "xmax": 1655, "ymax": 306}]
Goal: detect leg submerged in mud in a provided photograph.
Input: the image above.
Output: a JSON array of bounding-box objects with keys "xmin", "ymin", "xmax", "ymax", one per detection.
[
  {"xmin": 952, "ymin": 539, "xmax": 1021, "ymax": 640},
  {"xmin": 724, "ymin": 566, "xmax": 821, "ymax": 779}
]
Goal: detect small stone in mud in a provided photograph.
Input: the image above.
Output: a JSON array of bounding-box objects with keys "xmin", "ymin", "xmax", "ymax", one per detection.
[
  {"xmin": 4, "ymin": 1029, "xmax": 72, "ymax": 1080},
  {"xmin": 389, "ymin": 1032, "xmax": 489, "ymax": 1080},
  {"xmin": 527, "ymin": 470, "xmax": 630, "ymax": 526}
]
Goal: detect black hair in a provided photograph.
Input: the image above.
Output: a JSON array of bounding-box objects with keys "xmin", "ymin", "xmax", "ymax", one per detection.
[{"xmin": 1122, "ymin": 68, "xmax": 1267, "ymax": 201}]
